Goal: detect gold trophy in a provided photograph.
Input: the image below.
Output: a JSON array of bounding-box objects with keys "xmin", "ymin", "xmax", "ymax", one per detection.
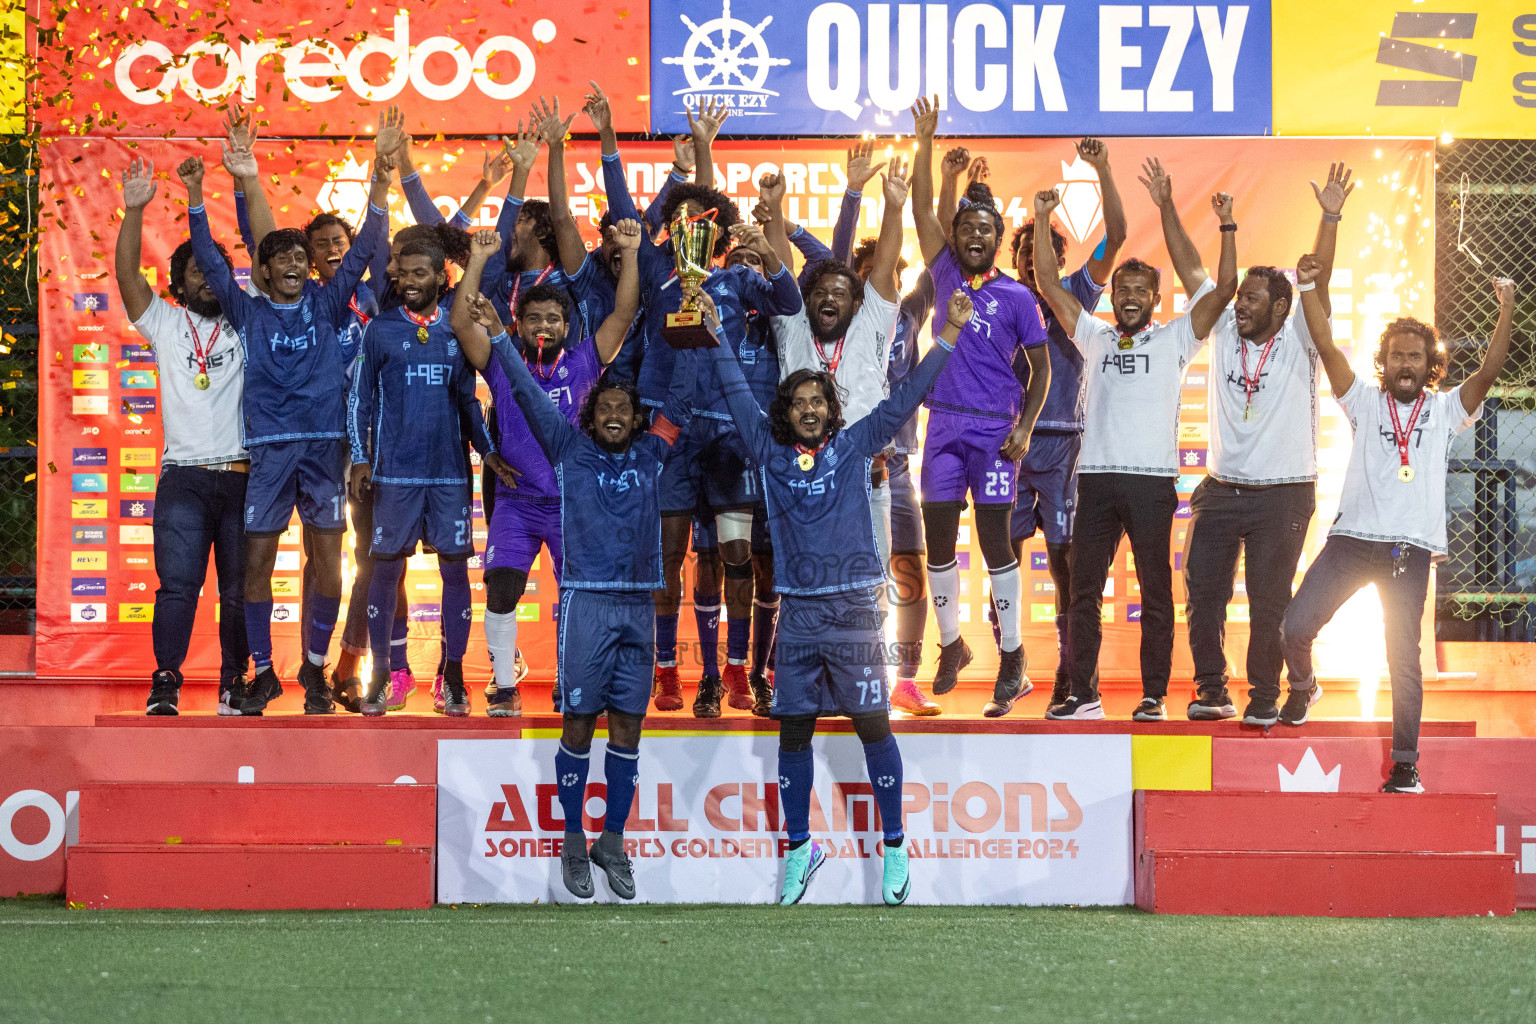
[{"xmin": 662, "ymin": 207, "xmax": 722, "ymax": 349}]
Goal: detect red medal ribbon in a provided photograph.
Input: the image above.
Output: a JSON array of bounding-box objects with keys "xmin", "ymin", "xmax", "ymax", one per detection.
[
  {"xmin": 1239, "ymin": 333, "xmax": 1279, "ymax": 415},
  {"xmin": 1386, "ymin": 389, "xmax": 1429, "ymax": 475},
  {"xmin": 348, "ymin": 295, "xmax": 371, "ymax": 327},
  {"xmin": 528, "ymin": 337, "xmax": 564, "ymax": 381},
  {"xmin": 967, "ymin": 267, "xmax": 1000, "ymax": 291},
  {"xmin": 795, "ymin": 439, "xmax": 829, "ymax": 461},
  {"xmin": 184, "ymin": 311, "xmax": 221, "ymax": 379},
  {"xmin": 401, "ymin": 304, "xmax": 441, "ymax": 333},
  {"xmin": 509, "ymin": 263, "xmax": 556, "ymax": 328},
  {"xmin": 813, "ymin": 334, "xmax": 846, "ymax": 375}
]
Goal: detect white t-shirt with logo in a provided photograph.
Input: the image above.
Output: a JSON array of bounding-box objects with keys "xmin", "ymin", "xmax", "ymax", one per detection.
[
  {"xmin": 1208, "ymin": 308, "xmax": 1321, "ymax": 485},
  {"xmin": 1074, "ymin": 277, "xmax": 1215, "ymax": 477},
  {"xmin": 1330, "ymin": 377, "xmax": 1480, "ymax": 558},
  {"xmin": 776, "ymin": 286, "xmax": 899, "ymax": 425},
  {"xmin": 130, "ymin": 293, "xmax": 247, "ymax": 466}
]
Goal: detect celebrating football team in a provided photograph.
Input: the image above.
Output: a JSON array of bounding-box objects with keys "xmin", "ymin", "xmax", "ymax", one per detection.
[{"xmin": 115, "ymin": 82, "xmax": 1515, "ymax": 905}]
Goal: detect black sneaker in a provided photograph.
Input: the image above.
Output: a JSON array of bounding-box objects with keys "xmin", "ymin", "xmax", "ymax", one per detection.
[
  {"xmin": 1044, "ymin": 674, "xmax": 1070, "ymax": 718},
  {"xmin": 747, "ymin": 671, "xmax": 772, "ymax": 718},
  {"xmin": 1382, "ymin": 762, "xmax": 1424, "ymax": 794},
  {"xmin": 218, "ymin": 674, "xmax": 248, "ymax": 717},
  {"xmin": 1132, "ymin": 697, "xmax": 1167, "ymax": 722},
  {"xmin": 361, "ymin": 673, "xmax": 389, "ymax": 717},
  {"xmin": 299, "ymin": 661, "xmax": 335, "ymax": 715},
  {"xmin": 239, "ymin": 667, "xmax": 283, "ymax": 716},
  {"xmin": 561, "ymin": 831, "xmax": 594, "ymax": 898},
  {"xmin": 1242, "ymin": 700, "xmax": 1280, "ymax": 727},
  {"xmin": 931, "ymin": 637, "xmax": 973, "ymax": 695},
  {"xmin": 146, "ymin": 669, "xmax": 181, "ymax": 716},
  {"xmin": 1045, "ymin": 695, "xmax": 1105, "ymax": 721},
  {"xmin": 1278, "ymin": 684, "xmax": 1322, "ymax": 727},
  {"xmin": 693, "ymin": 673, "xmax": 723, "ymax": 718},
  {"xmin": 442, "ymin": 661, "xmax": 469, "ymax": 717},
  {"xmin": 982, "ymin": 648, "xmax": 1031, "ymax": 717},
  {"xmin": 1187, "ymin": 688, "xmax": 1237, "ymax": 721},
  {"xmin": 589, "ymin": 830, "xmax": 636, "ymax": 900},
  {"xmin": 330, "ymin": 671, "xmax": 363, "ymax": 714}
]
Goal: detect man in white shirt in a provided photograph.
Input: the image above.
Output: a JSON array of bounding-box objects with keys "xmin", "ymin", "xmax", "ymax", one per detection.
[
  {"xmin": 114, "ymin": 158, "xmax": 250, "ymax": 716},
  {"xmin": 1031, "ymin": 164, "xmax": 1237, "ymax": 722},
  {"xmin": 1184, "ymin": 164, "xmax": 1355, "ymax": 725},
  {"xmin": 1280, "ymin": 269, "xmax": 1513, "ymax": 794}
]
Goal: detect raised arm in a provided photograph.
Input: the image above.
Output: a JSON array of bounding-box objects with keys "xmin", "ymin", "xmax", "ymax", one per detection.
[
  {"xmin": 179, "ymin": 158, "xmax": 249, "ymax": 322},
  {"xmin": 1461, "ymin": 276, "xmax": 1516, "ymax": 415},
  {"xmin": 688, "ymin": 97, "xmax": 729, "ymax": 191},
  {"xmin": 909, "ymin": 95, "xmax": 946, "ymax": 265},
  {"xmin": 470, "ymin": 294, "xmax": 579, "ymax": 462},
  {"xmin": 594, "ymin": 219, "xmax": 643, "ymax": 364},
  {"xmin": 755, "ymin": 173, "xmax": 796, "ymax": 273},
  {"xmin": 644, "ymin": 137, "xmax": 692, "ymax": 236},
  {"xmin": 317, "ymin": 154, "xmax": 394, "ymax": 329},
  {"xmin": 696, "ymin": 288, "xmax": 772, "ymax": 463},
  {"xmin": 1295, "ymin": 253, "xmax": 1353, "ymax": 398},
  {"xmin": 867, "ymin": 157, "xmax": 910, "ymax": 304},
  {"xmin": 1186, "ymin": 192, "xmax": 1239, "ymax": 341},
  {"xmin": 531, "ymin": 95, "xmax": 587, "ymax": 276},
  {"xmin": 834, "ymin": 140, "xmax": 887, "ymax": 260},
  {"xmin": 1078, "ymin": 139, "xmax": 1126, "ymax": 286},
  {"xmin": 221, "ymin": 105, "xmax": 273, "ymax": 261},
  {"xmin": 1030, "ymin": 190, "xmax": 1085, "ymax": 328},
  {"xmin": 935, "ymin": 148, "xmax": 969, "ymax": 242},
  {"xmin": 1139, "ymin": 157, "xmax": 1208, "ymax": 296},
  {"xmin": 847, "ymin": 290, "xmax": 967, "ymax": 455},
  {"xmin": 1308, "ymin": 162, "xmax": 1354, "ymax": 317},
  {"xmin": 114, "ymin": 158, "xmax": 158, "ymax": 323},
  {"xmin": 728, "ymin": 223, "xmax": 801, "ymax": 315},
  {"xmin": 451, "ymin": 229, "xmax": 504, "ymax": 369},
  {"xmin": 586, "ymin": 81, "xmax": 641, "ymax": 225}
]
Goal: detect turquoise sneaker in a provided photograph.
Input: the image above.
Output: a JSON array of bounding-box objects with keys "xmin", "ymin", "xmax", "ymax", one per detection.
[
  {"xmin": 779, "ymin": 840, "xmax": 825, "ymax": 906},
  {"xmin": 882, "ymin": 841, "xmax": 911, "ymax": 905}
]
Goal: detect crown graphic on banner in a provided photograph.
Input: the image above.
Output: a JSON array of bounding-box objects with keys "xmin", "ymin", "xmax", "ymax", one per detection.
[{"xmin": 1277, "ymin": 747, "xmax": 1342, "ymax": 792}]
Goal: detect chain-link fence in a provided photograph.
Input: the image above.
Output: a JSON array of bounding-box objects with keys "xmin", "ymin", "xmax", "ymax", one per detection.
[
  {"xmin": 0, "ymin": 135, "xmax": 37, "ymax": 634},
  {"xmin": 1436, "ymin": 139, "xmax": 1536, "ymax": 642}
]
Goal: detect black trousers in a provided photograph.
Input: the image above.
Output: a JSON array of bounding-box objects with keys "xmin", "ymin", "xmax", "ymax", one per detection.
[
  {"xmin": 1066, "ymin": 473, "xmax": 1177, "ymax": 700},
  {"xmin": 1183, "ymin": 478, "xmax": 1316, "ymax": 705},
  {"xmin": 152, "ymin": 464, "xmax": 249, "ymax": 683}
]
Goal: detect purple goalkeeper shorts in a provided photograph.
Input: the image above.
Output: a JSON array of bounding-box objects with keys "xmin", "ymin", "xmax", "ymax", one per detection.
[
  {"xmin": 483, "ymin": 496, "xmax": 563, "ymax": 581},
  {"xmin": 920, "ymin": 410, "xmax": 1019, "ymax": 506}
]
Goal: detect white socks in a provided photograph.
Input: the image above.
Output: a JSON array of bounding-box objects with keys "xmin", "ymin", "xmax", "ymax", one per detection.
[
  {"xmin": 484, "ymin": 609, "xmax": 519, "ymax": 691},
  {"xmin": 989, "ymin": 563, "xmax": 1023, "ymax": 653},
  {"xmin": 928, "ymin": 560, "xmax": 961, "ymax": 645}
]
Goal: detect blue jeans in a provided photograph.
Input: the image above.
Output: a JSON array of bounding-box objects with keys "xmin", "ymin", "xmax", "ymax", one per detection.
[
  {"xmin": 1280, "ymin": 535, "xmax": 1431, "ymax": 763},
  {"xmin": 152, "ymin": 465, "xmax": 249, "ymax": 683}
]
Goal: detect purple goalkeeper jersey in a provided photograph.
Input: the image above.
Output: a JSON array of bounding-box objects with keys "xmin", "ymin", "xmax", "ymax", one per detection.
[
  {"xmin": 925, "ymin": 247, "xmax": 1049, "ymax": 421},
  {"xmin": 482, "ymin": 335, "xmax": 603, "ymax": 500}
]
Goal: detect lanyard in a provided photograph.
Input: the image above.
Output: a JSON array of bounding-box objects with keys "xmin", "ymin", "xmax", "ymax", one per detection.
[
  {"xmin": 184, "ymin": 312, "xmax": 221, "ymax": 378},
  {"xmin": 348, "ymin": 296, "xmax": 371, "ymax": 327},
  {"xmin": 528, "ymin": 338, "xmax": 564, "ymax": 381},
  {"xmin": 1386, "ymin": 390, "xmax": 1428, "ymax": 483},
  {"xmin": 402, "ymin": 304, "xmax": 441, "ymax": 343},
  {"xmin": 1239, "ymin": 334, "xmax": 1278, "ymax": 420},
  {"xmin": 813, "ymin": 334, "xmax": 846, "ymax": 375},
  {"xmin": 966, "ymin": 267, "xmax": 999, "ymax": 291},
  {"xmin": 509, "ymin": 263, "xmax": 555, "ymax": 327}
]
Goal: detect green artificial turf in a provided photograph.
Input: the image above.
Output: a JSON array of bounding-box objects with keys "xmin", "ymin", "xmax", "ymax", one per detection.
[{"xmin": 1, "ymin": 900, "xmax": 1532, "ymax": 1023}]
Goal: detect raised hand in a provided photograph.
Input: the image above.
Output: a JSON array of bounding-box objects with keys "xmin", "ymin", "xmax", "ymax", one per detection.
[
  {"xmin": 1076, "ymin": 137, "xmax": 1109, "ymax": 171},
  {"xmin": 881, "ymin": 156, "xmax": 911, "ymax": 207},
  {"xmin": 1034, "ymin": 188, "xmax": 1061, "ymax": 216},
  {"xmin": 1494, "ymin": 275, "xmax": 1516, "ymax": 307},
  {"xmin": 468, "ymin": 292, "xmax": 505, "ymax": 334},
  {"xmin": 1310, "ymin": 162, "xmax": 1356, "ymax": 217},
  {"xmin": 751, "ymin": 201, "xmax": 774, "ymax": 226},
  {"xmin": 910, "ymin": 95, "xmax": 939, "ymax": 141},
  {"xmin": 121, "ymin": 158, "xmax": 157, "ymax": 210},
  {"xmin": 371, "ymin": 152, "xmax": 396, "ymax": 182},
  {"xmin": 176, "ymin": 156, "xmax": 205, "ymax": 189},
  {"xmin": 530, "ymin": 95, "xmax": 576, "ymax": 147},
  {"xmin": 967, "ymin": 156, "xmax": 990, "ymax": 186},
  {"xmin": 1295, "ymin": 253, "xmax": 1321, "ymax": 285},
  {"xmin": 845, "ymin": 139, "xmax": 887, "ymax": 192},
  {"xmin": 945, "ymin": 289, "xmax": 974, "ymax": 329},
  {"xmin": 1138, "ymin": 157, "xmax": 1173, "ymax": 208},
  {"xmin": 469, "ymin": 229, "xmax": 504, "ymax": 261},
  {"xmin": 729, "ymin": 222, "xmax": 773, "ymax": 257},
  {"xmin": 612, "ymin": 218, "xmax": 643, "ymax": 251},
  {"xmin": 375, "ymin": 106, "xmax": 407, "ymax": 159},
  {"xmin": 220, "ymin": 140, "xmax": 258, "ymax": 181},
  {"xmin": 481, "ymin": 145, "xmax": 513, "ymax": 187},
  {"xmin": 757, "ymin": 171, "xmax": 786, "ymax": 210},
  {"xmin": 504, "ymin": 121, "xmax": 542, "ymax": 174},
  {"xmin": 671, "ymin": 135, "xmax": 696, "ymax": 173},
  {"xmin": 221, "ymin": 103, "xmax": 258, "ymax": 151},
  {"xmin": 583, "ymin": 80, "xmax": 614, "ymax": 134},
  {"xmin": 688, "ymin": 97, "xmax": 731, "ymax": 145},
  {"xmin": 1211, "ymin": 191, "xmax": 1234, "ymax": 224},
  {"xmin": 940, "ymin": 146, "xmax": 970, "ymax": 179}
]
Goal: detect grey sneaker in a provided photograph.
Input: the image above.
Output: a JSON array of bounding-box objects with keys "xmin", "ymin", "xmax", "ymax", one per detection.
[
  {"xmin": 589, "ymin": 829, "xmax": 636, "ymax": 900},
  {"xmin": 1132, "ymin": 697, "xmax": 1167, "ymax": 722},
  {"xmin": 561, "ymin": 831, "xmax": 594, "ymax": 898},
  {"xmin": 361, "ymin": 674, "xmax": 389, "ymax": 718}
]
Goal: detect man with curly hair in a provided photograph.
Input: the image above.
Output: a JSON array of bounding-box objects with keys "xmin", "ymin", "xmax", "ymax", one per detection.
[{"xmin": 1280, "ymin": 270, "xmax": 1514, "ymax": 794}]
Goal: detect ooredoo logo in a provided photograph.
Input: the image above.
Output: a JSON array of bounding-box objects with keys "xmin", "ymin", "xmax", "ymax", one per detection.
[
  {"xmin": 0, "ymin": 789, "xmax": 77, "ymax": 863},
  {"xmin": 115, "ymin": 10, "xmax": 558, "ymax": 106}
]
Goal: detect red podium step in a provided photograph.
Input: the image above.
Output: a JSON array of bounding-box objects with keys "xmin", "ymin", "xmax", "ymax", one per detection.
[
  {"xmin": 1135, "ymin": 790, "xmax": 1516, "ymax": 917},
  {"xmin": 67, "ymin": 782, "xmax": 435, "ymax": 910}
]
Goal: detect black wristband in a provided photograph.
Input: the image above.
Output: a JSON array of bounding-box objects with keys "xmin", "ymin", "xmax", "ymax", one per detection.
[{"xmin": 1219, "ymin": 223, "xmax": 1238, "ymax": 233}]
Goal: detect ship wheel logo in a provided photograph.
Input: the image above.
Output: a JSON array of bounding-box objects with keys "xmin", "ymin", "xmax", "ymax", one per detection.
[{"xmin": 663, "ymin": 1, "xmax": 789, "ymax": 114}]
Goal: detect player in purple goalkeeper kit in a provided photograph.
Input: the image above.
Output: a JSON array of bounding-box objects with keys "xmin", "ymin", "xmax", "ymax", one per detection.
[
  {"xmin": 451, "ymin": 223, "xmax": 645, "ymax": 716},
  {"xmin": 908, "ymin": 97, "xmax": 1052, "ymax": 718}
]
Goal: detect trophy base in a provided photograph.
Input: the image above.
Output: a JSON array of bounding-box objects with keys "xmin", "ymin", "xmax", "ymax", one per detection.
[{"xmin": 662, "ymin": 311, "xmax": 721, "ymax": 350}]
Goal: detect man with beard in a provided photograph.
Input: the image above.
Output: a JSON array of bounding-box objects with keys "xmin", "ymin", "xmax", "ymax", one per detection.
[
  {"xmin": 908, "ymin": 96, "xmax": 1052, "ymax": 718},
  {"xmin": 1184, "ymin": 165, "xmax": 1354, "ymax": 725},
  {"xmin": 116, "ymin": 158, "xmax": 250, "ymax": 716},
  {"xmin": 1032, "ymin": 166, "xmax": 1236, "ymax": 722},
  {"xmin": 696, "ymin": 282, "xmax": 970, "ymax": 905},
  {"xmin": 998, "ymin": 138, "xmax": 1127, "ymax": 717},
  {"xmin": 451, "ymin": 223, "xmax": 644, "ymax": 716},
  {"xmin": 180, "ymin": 133, "xmax": 393, "ymax": 716},
  {"xmin": 457, "ymin": 290, "xmax": 700, "ymax": 902},
  {"xmin": 1281, "ymin": 271, "xmax": 1513, "ymax": 793},
  {"xmin": 347, "ymin": 239, "xmax": 493, "ymax": 717}
]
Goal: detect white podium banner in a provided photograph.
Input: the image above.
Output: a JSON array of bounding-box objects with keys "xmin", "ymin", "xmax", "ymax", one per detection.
[{"xmin": 437, "ymin": 733, "xmax": 1133, "ymax": 905}]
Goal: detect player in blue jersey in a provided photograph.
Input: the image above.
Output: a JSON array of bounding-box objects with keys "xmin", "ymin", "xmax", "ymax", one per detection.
[
  {"xmin": 991, "ymin": 138, "xmax": 1127, "ymax": 715},
  {"xmin": 452, "ymin": 223, "xmax": 645, "ymax": 715},
  {"xmin": 458, "ymin": 286, "xmax": 699, "ymax": 902},
  {"xmin": 347, "ymin": 237, "xmax": 492, "ymax": 717},
  {"xmin": 909, "ymin": 97, "xmax": 1053, "ymax": 718},
  {"xmin": 180, "ymin": 134, "xmax": 394, "ymax": 717},
  {"xmin": 696, "ymin": 281, "xmax": 970, "ymax": 905}
]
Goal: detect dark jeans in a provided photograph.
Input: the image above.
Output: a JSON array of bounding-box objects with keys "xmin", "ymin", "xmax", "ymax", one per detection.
[
  {"xmin": 1184, "ymin": 478, "xmax": 1316, "ymax": 705},
  {"xmin": 152, "ymin": 465, "xmax": 249, "ymax": 683},
  {"xmin": 1280, "ymin": 535, "xmax": 1431, "ymax": 763},
  {"xmin": 1067, "ymin": 473, "xmax": 1177, "ymax": 700}
]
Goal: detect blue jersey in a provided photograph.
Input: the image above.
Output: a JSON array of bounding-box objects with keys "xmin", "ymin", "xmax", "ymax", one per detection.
[
  {"xmin": 341, "ymin": 280, "xmax": 379, "ymax": 378},
  {"xmin": 190, "ymin": 200, "xmax": 384, "ymax": 447},
  {"xmin": 1013, "ymin": 265, "xmax": 1104, "ymax": 433},
  {"xmin": 485, "ymin": 331, "xmax": 697, "ymax": 590},
  {"xmin": 736, "ymin": 314, "xmax": 779, "ymax": 410},
  {"xmin": 347, "ymin": 303, "xmax": 492, "ymax": 485},
  {"xmin": 714, "ymin": 333, "xmax": 954, "ymax": 597}
]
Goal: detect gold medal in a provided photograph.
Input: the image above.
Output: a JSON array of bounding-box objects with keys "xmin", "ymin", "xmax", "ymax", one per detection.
[
  {"xmin": 797, "ymin": 452, "xmax": 814, "ymax": 471},
  {"xmin": 1243, "ymin": 402, "xmax": 1252, "ymax": 422},
  {"xmin": 1398, "ymin": 465, "xmax": 1415, "ymax": 483},
  {"xmin": 417, "ymin": 327, "xmax": 429, "ymax": 343},
  {"xmin": 194, "ymin": 372, "xmax": 211, "ymax": 390},
  {"xmin": 1117, "ymin": 336, "xmax": 1134, "ymax": 351}
]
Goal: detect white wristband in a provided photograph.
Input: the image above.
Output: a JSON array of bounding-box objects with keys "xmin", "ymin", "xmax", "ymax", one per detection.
[{"xmin": 1297, "ymin": 281, "xmax": 1316, "ymax": 292}]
